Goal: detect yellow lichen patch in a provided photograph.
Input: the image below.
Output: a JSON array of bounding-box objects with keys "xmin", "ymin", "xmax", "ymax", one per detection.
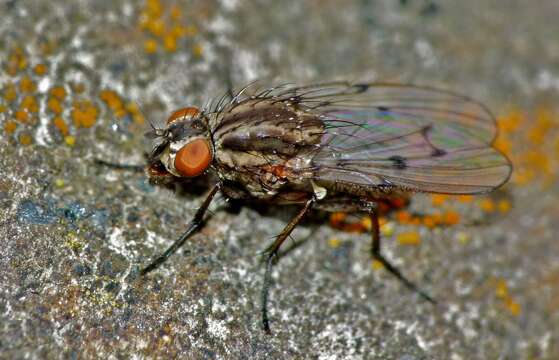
[
  {"xmin": 71, "ymin": 100, "xmax": 98, "ymax": 128},
  {"xmin": 65, "ymin": 135, "xmax": 76, "ymax": 146},
  {"xmin": 3, "ymin": 82, "xmax": 18, "ymax": 102},
  {"xmin": 54, "ymin": 179, "xmax": 65, "ymax": 188},
  {"xmin": 455, "ymin": 231, "xmax": 471, "ymax": 245},
  {"xmin": 20, "ymin": 95, "xmax": 39, "ymax": 113},
  {"xmin": 494, "ymin": 278, "xmax": 521, "ymax": 317},
  {"xmin": 49, "ymin": 86, "xmax": 67, "ymax": 100},
  {"xmin": 0, "ymin": 104, "xmax": 6, "ymax": 113},
  {"xmin": 53, "ymin": 116, "xmax": 69, "ymax": 136},
  {"xmin": 328, "ymin": 238, "xmax": 342, "ymax": 248},
  {"xmin": 19, "ymin": 133, "xmax": 33, "ymax": 145},
  {"xmin": 5, "ymin": 47, "xmax": 28, "ymax": 75},
  {"xmin": 380, "ymin": 221, "xmax": 395, "ymax": 237},
  {"xmin": 19, "ymin": 75, "xmax": 37, "ymax": 93},
  {"xmin": 47, "ymin": 97, "xmax": 63, "ymax": 114},
  {"xmin": 192, "ymin": 43, "xmax": 204, "ymax": 57},
  {"xmin": 371, "ymin": 259, "xmax": 384, "ymax": 270},
  {"xmin": 33, "ymin": 63, "xmax": 48, "ymax": 76},
  {"xmin": 4, "ymin": 120, "xmax": 18, "ymax": 134},
  {"xmin": 397, "ymin": 231, "xmax": 421, "ymax": 246}
]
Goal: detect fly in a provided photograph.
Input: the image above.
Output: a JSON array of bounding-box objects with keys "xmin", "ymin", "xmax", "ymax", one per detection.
[{"xmin": 130, "ymin": 81, "xmax": 512, "ymax": 333}]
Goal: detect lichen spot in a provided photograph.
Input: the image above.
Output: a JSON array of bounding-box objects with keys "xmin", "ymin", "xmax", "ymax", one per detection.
[
  {"xmin": 167, "ymin": 107, "xmax": 199, "ymax": 124},
  {"xmin": 174, "ymin": 138, "xmax": 212, "ymax": 177}
]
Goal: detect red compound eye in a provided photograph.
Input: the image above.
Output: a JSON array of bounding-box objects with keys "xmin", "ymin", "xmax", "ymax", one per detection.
[
  {"xmin": 174, "ymin": 138, "xmax": 212, "ymax": 177},
  {"xmin": 166, "ymin": 107, "xmax": 200, "ymax": 124}
]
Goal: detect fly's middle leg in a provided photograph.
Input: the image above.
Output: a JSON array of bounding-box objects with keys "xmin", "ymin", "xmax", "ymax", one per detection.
[
  {"xmin": 261, "ymin": 198, "xmax": 315, "ymax": 334},
  {"xmin": 369, "ymin": 211, "xmax": 436, "ymax": 304}
]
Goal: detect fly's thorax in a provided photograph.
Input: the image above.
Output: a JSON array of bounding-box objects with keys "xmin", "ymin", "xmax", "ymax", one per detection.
[{"xmin": 208, "ymin": 99, "xmax": 324, "ymax": 200}]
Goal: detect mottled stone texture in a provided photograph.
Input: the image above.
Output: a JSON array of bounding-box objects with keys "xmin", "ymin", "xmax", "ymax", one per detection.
[{"xmin": 1, "ymin": 0, "xmax": 558, "ymax": 359}]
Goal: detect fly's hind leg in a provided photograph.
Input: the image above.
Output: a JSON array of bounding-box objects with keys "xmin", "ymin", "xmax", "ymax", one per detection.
[
  {"xmin": 369, "ymin": 211, "xmax": 436, "ymax": 303},
  {"xmin": 261, "ymin": 198, "xmax": 315, "ymax": 334}
]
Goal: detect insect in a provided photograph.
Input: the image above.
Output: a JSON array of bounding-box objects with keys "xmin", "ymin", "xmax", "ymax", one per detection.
[{"xmin": 137, "ymin": 81, "xmax": 512, "ymax": 333}]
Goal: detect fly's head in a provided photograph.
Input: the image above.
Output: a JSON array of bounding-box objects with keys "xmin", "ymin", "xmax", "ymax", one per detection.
[{"xmin": 146, "ymin": 107, "xmax": 213, "ymax": 181}]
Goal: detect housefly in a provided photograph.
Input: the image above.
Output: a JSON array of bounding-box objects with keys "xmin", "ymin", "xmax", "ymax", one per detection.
[{"xmin": 136, "ymin": 81, "xmax": 512, "ymax": 333}]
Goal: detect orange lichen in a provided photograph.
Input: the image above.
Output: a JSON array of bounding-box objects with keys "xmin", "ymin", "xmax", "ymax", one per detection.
[
  {"xmin": 396, "ymin": 210, "xmax": 411, "ymax": 224},
  {"xmin": 20, "ymin": 95, "xmax": 39, "ymax": 113},
  {"xmin": 53, "ymin": 117, "xmax": 69, "ymax": 135},
  {"xmin": 442, "ymin": 211, "xmax": 460, "ymax": 225},
  {"xmin": 6, "ymin": 47, "xmax": 27, "ymax": 75},
  {"xmin": 0, "ymin": 104, "xmax": 6, "ymax": 113},
  {"xmin": 456, "ymin": 195, "xmax": 473, "ymax": 203},
  {"xmin": 497, "ymin": 199, "xmax": 511, "ymax": 213},
  {"xmin": 163, "ymin": 34, "xmax": 178, "ymax": 52},
  {"xmin": 397, "ymin": 231, "xmax": 421, "ymax": 246},
  {"xmin": 15, "ymin": 110, "xmax": 29, "ymax": 122},
  {"xmin": 71, "ymin": 100, "xmax": 98, "ymax": 128},
  {"xmin": 422, "ymin": 216, "xmax": 436, "ymax": 228},
  {"xmin": 479, "ymin": 198, "xmax": 495, "ymax": 213},
  {"xmin": 34, "ymin": 63, "xmax": 48, "ymax": 76},
  {"xmin": 100, "ymin": 89, "xmax": 127, "ymax": 117},
  {"xmin": 19, "ymin": 133, "xmax": 33, "ymax": 145},
  {"xmin": 125, "ymin": 102, "xmax": 145, "ymax": 124},
  {"xmin": 4, "ymin": 120, "xmax": 17, "ymax": 134},
  {"xmin": 328, "ymin": 238, "xmax": 342, "ymax": 248},
  {"xmin": 144, "ymin": 38, "xmax": 158, "ymax": 54},
  {"xmin": 371, "ymin": 259, "xmax": 384, "ymax": 270},
  {"xmin": 19, "ymin": 76, "xmax": 37, "ymax": 93},
  {"xmin": 3, "ymin": 83, "xmax": 18, "ymax": 102},
  {"xmin": 431, "ymin": 194, "xmax": 448, "ymax": 206},
  {"xmin": 50, "ymin": 86, "xmax": 67, "ymax": 100},
  {"xmin": 48, "ymin": 97, "xmax": 63, "ymax": 114},
  {"xmin": 494, "ymin": 278, "xmax": 521, "ymax": 316}
]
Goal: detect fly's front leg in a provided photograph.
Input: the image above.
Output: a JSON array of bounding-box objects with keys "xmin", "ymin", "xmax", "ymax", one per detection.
[
  {"xmin": 140, "ymin": 184, "xmax": 221, "ymax": 275},
  {"xmin": 369, "ymin": 211, "xmax": 435, "ymax": 303},
  {"xmin": 261, "ymin": 198, "xmax": 315, "ymax": 334}
]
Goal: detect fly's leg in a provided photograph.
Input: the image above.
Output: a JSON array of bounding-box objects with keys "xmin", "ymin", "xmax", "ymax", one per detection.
[
  {"xmin": 369, "ymin": 211, "xmax": 436, "ymax": 303},
  {"xmin": 261, "ymin": 198, "xmax": 315, "ymax": 334},
  {"xmin": 140, "ymin": 184, "xmax": 220, "ymax": 275}
]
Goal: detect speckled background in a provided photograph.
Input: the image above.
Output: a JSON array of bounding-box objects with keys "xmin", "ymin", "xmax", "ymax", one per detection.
[{"xmin": 1, "ymin": 0, "xmax": 558, "ymax": 359}]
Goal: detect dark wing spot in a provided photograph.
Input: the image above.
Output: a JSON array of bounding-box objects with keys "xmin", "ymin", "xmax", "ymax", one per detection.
[
  {"xmin": 377, "ymin": 106, "xmax": 390, "ymax": 112},
  {"xmin": 431, "ymin": 148, "xmax": 447, "ymax": 157},
  {"xmin": 353, "ymin": 83, "xmax": 369, "ymax": 93},
  {"xmin": 388, "ymin": 155, "xmax": 407, "ymax": 170}
]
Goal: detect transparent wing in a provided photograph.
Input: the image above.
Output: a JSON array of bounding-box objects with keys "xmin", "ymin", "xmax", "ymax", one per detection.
[{"xmin": 278, "ymin": 82, "xmax": 512, "ymax": 194}]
